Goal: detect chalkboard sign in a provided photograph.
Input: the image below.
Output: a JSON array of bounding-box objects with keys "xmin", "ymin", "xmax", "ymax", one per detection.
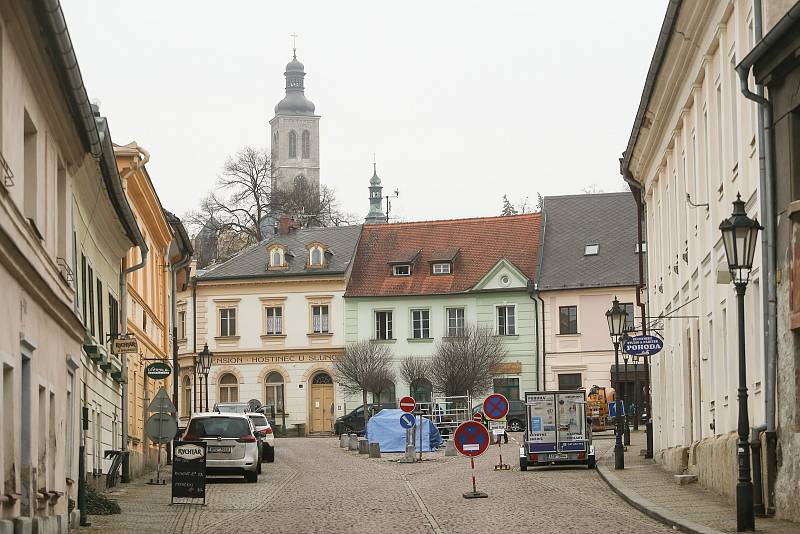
[{"xmin": 171, "ymin": 441, "xmax": 206, "ymax": 504}]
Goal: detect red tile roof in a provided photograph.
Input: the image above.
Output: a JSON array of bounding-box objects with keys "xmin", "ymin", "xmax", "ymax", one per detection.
[{"xmin": 345, "ymin": 213, "xmax": 541, "ymax": 297}]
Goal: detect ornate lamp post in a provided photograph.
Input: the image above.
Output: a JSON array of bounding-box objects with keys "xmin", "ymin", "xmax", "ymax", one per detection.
[
  {"xmin": 199, "ymin": 343, "xmax": 214, "ymax": 412},
  {"xmin": 606, "ymin": 297, "xmax": 628, "ymax": 470},
  {"xmin": 620, "ymin": 333, "xmax": 631, "ymax": 446},
  {"xmin": 719, "ymin": 193, "xmax": 761, "ymax": 532},
  {"xmin": 194, "ymin": 355, "xmax": 204, "ymax": 412}
]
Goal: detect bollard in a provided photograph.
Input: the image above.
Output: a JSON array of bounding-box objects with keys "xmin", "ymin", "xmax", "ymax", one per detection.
[
  {"xmin": 445, "ymin": 439, "xmax": 457, "ymax": 457},
  {"xmin": 339, "ymin": 433, "xmax": 348, "ymax": 448},
  {"xmin": 358, "ymin": 437, "xmax": 369, "ymax": 454},
  {"xmin": 348, "ymin": 434, "xmax": 359, "ymax": 451},
  {"xmin": 368, "ymin": 442, "xmax": 381, "ymax": 458}
]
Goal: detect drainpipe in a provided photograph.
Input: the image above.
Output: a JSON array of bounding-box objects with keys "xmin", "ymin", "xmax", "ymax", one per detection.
[
  {"xmin": 736, "ymin": 0, "xmax": 777, "ymax": 515},
  {"xmin": 171, "ymin": 257, "xmax": 191, "ymax": 414},
  {"xmin": 531, "ymin": 210, "xmax": 547, "ymax": 391},
  {"xmin": 528, "ymin": 282, "xmax": 544, "ymax": 391},
  {"xmin": 192, "ymin": 278, "xmax": 198, "ymax": 412}
]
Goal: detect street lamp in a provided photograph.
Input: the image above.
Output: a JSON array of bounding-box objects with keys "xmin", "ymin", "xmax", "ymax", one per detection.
[
  {"xmin": 199, "ymin": 344, "xmax": 214, "ymax": 413},
  {"xmin": 194, "ymin": 356, "xmax": 204, "ymax": 412},
  {"xmin": 620, "ymin": 333, "xmax": 631, "ymax": 446},
  {"xmin": 606, "ymin": 296, "xmax": 628, "ymax": 470},
  {"xmin": 719, "ymin": 192, "xmax": 761, "ymax": 532}
]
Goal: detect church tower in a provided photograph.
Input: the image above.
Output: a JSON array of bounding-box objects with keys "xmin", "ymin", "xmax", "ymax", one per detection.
[
  {"xmin": 270, "ymin": 47, "xmax": 320, "ymax": 193},
  {"xmin": 365, "ymin": 163, "xmax": 386, "ymax": 224}
]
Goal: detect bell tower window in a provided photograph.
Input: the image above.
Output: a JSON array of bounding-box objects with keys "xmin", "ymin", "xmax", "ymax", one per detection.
[
  {"xmin": 288, "ymin": 131, "xmax": 297, "ymax": 158},
  {"xmin": 302, "ymin": 130, "xmax": 311, "ymax": 159}
]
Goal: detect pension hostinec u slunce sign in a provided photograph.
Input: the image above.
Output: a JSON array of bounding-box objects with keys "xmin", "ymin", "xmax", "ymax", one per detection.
[{"xmin": 210, "ymin": 353, "xmax": 339, "ymax": 365}]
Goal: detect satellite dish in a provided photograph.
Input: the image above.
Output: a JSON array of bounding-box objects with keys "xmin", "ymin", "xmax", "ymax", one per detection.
[{"xmin": 247, "ymin": 399, "xmax": 262, "ymax": 412}]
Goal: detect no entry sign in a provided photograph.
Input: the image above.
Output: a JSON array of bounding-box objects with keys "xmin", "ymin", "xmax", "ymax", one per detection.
[
  {"xmin": 454, "ymin": 421, "xmax": 490, "ymax": 457},
  {"xmin": 483, "ymin": 394, "xmax": 509, "ymax": 421},
  {"xmin": 399, "ymin": 396, "xmax": 416, "ymax": 413},
  {"xmin": 473, "ymin": 412, "xmax": 483, "ymax": 423}
]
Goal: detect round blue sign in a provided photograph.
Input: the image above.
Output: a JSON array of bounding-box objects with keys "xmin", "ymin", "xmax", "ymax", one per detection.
[
  {"xmin": 400, "ymin": 413, "xmax": 416, "ymax": 429},
  {"xmin": 623, "ymin": 335, "xmax": 663, "ymax": 357}
]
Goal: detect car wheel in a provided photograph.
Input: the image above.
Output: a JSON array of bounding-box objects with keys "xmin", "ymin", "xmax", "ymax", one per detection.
[
  {"xmin": 257, "ymin": 461, "xmax": 262, "ymax": 474},
  {"xmin": 587, "ymin": 455, "xmax": 596, "ymax": 469},
  {"xmin": 508, "ymin": 419, "xmax": 524, "ymax": 432},
  {"xmin": 245, "ymin": 470, "xmax": 258, "ymax": 483},
  {"xmin": 519, "ymin": 456, "xmax": 528, "ymax": 471},
  {"xmin": 265, "ymin": 445, "xmax": 275, "ymax": 463}
]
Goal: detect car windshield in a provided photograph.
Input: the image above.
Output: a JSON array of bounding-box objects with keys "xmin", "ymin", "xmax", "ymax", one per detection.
[
  {"xmin": 188, "ymin": 417, "xmax": 250, "ymax": 438},
  {"xmin": 216, "ymin": 404, "xmax": 247, "ymax": 413},
  {"xmin": 248, "ymin": 415, "xmax": 269, "ymax": 426}
]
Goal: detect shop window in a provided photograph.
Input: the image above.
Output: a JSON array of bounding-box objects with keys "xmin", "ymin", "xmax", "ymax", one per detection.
[
  {"xmin": 218, "ymin": 373, "xmax": 239, "ymax": 403},
  {"xmin": 493, "ymin": 377, "xmax": 519, "ymax": 400},
  {"xmin": 558, "ymin": 373, "xmax": 582, "ymax": 390}
]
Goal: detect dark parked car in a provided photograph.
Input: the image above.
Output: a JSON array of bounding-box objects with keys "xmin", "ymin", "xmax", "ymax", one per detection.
[
  {"xmin": 472, "ymin": 399, "xmax": 527, "ymax": 432},
  {"xmin": 334, "ymin": 403, "xmax": 395, "ymax": 435}
]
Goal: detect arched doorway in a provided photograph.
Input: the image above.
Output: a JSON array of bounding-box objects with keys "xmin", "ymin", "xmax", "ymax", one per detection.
[{"xmin": 309, "ymin": 371, "xmax": 334, "ymax": 433}]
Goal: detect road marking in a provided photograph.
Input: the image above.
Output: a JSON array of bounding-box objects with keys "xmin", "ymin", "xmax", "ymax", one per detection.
[{"xmin": 403, "ymin": 476, "xmax": 444, "ymax": 534}]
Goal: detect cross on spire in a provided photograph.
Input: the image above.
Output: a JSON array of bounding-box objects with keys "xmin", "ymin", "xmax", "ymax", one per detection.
[
  {"xmin": 291, "ymin": 33, "xmax": 298, "ymax": 58},
  {"xmin": 372, "ymin": 152, "xmax": 376, "ymax": 174}
]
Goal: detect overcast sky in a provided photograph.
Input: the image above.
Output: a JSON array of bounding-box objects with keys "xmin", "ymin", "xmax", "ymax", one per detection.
[{"xmin": 61, "ymin": 1, "xmax": 666, "ymax": 227}]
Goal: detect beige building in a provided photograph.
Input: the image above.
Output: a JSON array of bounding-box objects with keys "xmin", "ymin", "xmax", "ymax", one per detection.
[
  {"xmin": 621, "ymin": 0, "xmax": 798, "ymax": 514},
  {"xmin": 535, "ymin": 194, "xmax": 642, "ymax": 397},
  {"xmin": 0, "ymin": 1, "xmax": 143, "ymax": 531}
]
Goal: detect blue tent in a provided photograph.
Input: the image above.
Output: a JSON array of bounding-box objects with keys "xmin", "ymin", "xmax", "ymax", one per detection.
[{"xmin": 364, "ymin": 409, "xmax": 443, "ymax": 452}]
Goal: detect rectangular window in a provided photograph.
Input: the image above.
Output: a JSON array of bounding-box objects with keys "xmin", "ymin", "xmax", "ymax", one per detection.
[
  {"xmin": 622, "ymin": 302, "xmax": 635, "ymax": 332},
  {"xmin": 23, "ymin": 110, "xmax": 38, "ymax": 224},
  {"xmin": 96, "ymin": 279, "xmax": 104, "ymax": 343},
  {"xmin": 375, "ymin": 311, "xmax": 393, "ymax": 340},
  {"xmin": 558, "ymin": 373, "xmax": 583, "ymax": 390},
  {"xmin": 716, "ymin": 84, "xmax": 724, "ymax": 185},
  {"xmin": 312, "ymin": 305, "xmax": 329, "ymax": 333},
  {"xmin": 446, "ymin": 307, "xmax": 465, "ymax": 337},
  {"xmin": 178, "ymin": 310, "xmax": 187, "ymax": 339},
  {"xmin": 729, "ymin": 57, "xmax": 739, "ymax": 169},
  {"xmin": 411, "ymin": 309, "xmax": 430, "ymax": 339},
  {"xmin": 81, "ymin": 254, "xmax": 87, "ymax": 324},
  {"xmin": 56, "ymin": 161, "xmax": 67, "ymax": 259},
  {"xmin": 584, "ymin": 244, "xmax": 599, "ymax": 256},
  {"xmin": 265, "ymin": 307, "xmax": 283, "ymax": 335},
  {"xmin": 108, "ymin": 294, "xmax": 119, "ymax": 337},
  {"xmin": 392, "ymin": 265, "xmax": 410, "ymax": 276},
  {"xmin": 3, "ymin": 364, "xmax": 14, "ymax": 486},
  {"xmin": 558, "ymin": 306, "xmax": 578, "ymax": 334},
  {"xmin": 497, "ymin": 305, "xmax": 516, "ymax": 336},
  {"xmin": 87, "ymin": 265, "xmax": 95, "ymax": 338},
  {"xmin": 432, "ymin": 262, "xmax": 451, "ymax": 274},
  {"xmin": 493, "ymin": 377, "xmax": 519, "ymax": 400},
  {"xmin": 219, "ymin": 308, "xmax": 237, "ymax": 337}
]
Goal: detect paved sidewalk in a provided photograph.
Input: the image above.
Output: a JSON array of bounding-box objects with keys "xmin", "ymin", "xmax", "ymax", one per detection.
[{"xmin": 596, "ymin": 429, "xmax": 798, "ymax": 534}]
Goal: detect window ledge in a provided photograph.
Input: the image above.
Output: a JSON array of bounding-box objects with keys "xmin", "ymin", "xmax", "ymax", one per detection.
[
  {"xmin": 407, "ymin": 337, "xmax": 434, "ymax": 343},
  {"xmin": 261, "ymin": 334, "xmax": 286, "ymax": 340},
  {"xmin": 494, "ymin": 334, "xmax": 519, "ymax": 339},
  {"xmin": 371, "ymin": 338, "xmax": 397, "ymax": 344},
  {"xmin": 556, "ymin": 333, "xmax": 581, "ymax": 337},
  {"xmin": 214, "ymin": 336, "xmax": 240, "ymax": 341},
  {"xmin": 308, "ymin": 332, "xmax": 333, "ymax": 338}
]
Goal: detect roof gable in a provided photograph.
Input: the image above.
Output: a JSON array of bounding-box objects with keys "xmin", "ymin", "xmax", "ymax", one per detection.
[
  {"xmin": 472, "ymin": 259, "xmax": 529, "ymax": 292},
  {"xmin": 345, "ymin": 214, "xmax": 540, "ymax": 297}
]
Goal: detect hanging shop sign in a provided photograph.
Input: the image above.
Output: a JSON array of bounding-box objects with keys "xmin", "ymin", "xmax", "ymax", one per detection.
[
  {"xmin": 111, "ymin": 336, "xmax": 139, "ymax": 355},
  {"xmin": 622, "ymin": 335, "xmax": 664, "ymax": 357},
  {"xmin": 145, "ymin": 361, "xmax": 172, "ymax": 380}
]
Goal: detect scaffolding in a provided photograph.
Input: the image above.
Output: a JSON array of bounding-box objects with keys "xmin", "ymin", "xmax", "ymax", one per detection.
[{"xmin": 416, "ymin": 395, "xmax": 472, "ymax": 437}]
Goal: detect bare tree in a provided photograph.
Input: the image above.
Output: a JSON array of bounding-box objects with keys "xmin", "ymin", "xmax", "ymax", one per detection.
[
  {"xmin": 399, "ymin": 357, "xmax": 430, "ymax": 399},
  {"xmin": 334, "ymin": 341, "xmax": 395, "ymax": 430},
  {"xmin": 581, "ymin": 183, "xmax": 605, "ymax": 194},
  {"xmin": 429, "ymin": 324, "xmax": 507, "ymax": 397},
  {"xmin": 273, "ymin": 175, "xmax": 357, "ymax": 227}
]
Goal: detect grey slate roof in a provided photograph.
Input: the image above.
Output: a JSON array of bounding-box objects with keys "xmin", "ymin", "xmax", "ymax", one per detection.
[
  {"xmin": 537, "ymin": 193, "xmax": 639, "ymax": 291},
  {"xmin": 197, "ymin": 225, "xmax": 362, "ymax": 281}
]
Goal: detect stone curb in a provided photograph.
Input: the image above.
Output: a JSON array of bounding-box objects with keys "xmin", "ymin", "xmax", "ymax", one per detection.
[{"xmin": 595, "ymin": 461, "xmax": 724, "ymax": 534}]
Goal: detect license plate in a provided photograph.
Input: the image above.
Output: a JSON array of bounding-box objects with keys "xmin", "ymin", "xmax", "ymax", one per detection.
[
  {"xmin": 208, "ymin": 445, "xmax": 232, "ymax": 453},
  {"xmin": 548, "ymin": 453, "xmax": 568, "ymax": 460}
]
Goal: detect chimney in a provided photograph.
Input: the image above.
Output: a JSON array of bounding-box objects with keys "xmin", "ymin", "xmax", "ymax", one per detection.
[{"xmin": 278, "ymin": 216, "xmax": 292, "ymax": 235}]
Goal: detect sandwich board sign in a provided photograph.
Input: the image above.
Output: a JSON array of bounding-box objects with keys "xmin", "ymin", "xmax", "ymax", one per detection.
[{"xmin": 171, "ymin": 441, "xmax": 206, "ymax": 504}]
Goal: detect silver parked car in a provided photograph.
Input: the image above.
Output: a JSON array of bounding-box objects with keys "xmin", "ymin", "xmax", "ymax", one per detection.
[
  {"xmin": 246, "ymin": 412, "xmax": 275, "ymax": 463},
  {"xmin": 183, "ymin": 412, "xmax": 260, "ymax": 482}
]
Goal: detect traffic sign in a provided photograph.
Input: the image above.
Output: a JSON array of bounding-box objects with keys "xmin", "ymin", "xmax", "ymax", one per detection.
[
  {"xmin": 608, "ymin": 400, "xmax": 625, "ymax": 418},
  {"xmin": 483, "ymin": 394, "xmax": 509, "ymax": 420},
  {"xmin": 399, "ymin": 396, "xmax": 416, "ymax": 413},
  {"xmin": 144, "ymin": 413, "xmax": 178, "ymax": 444},
  {"xmin": 623, "ymin": 335, "xmax": 663, "ymax": 357},
  {"xmin": 454, "ymin": 421, "xmax": 490, "ymax": 457},
  {"xmin": 400, "ymin": 413, "xmax": 416, "ymax": 429},
  {"xmin": 473, "ymin": 412, "xmax": 483, "ymax": 422},
  {"xmin": 147, "ymin": 386, "xmax": 177, "ymax": 414}
]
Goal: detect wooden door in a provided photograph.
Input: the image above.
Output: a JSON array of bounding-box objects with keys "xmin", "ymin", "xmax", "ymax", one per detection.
[{"xmin": 310, "ymin": 373, "xmax": 334, "ymax": 433}]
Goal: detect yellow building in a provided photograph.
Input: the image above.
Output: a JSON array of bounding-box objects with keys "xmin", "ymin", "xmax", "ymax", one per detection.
[{"xmin": 116, "ymin": 142, "xmax": 180, "ymax": 478}]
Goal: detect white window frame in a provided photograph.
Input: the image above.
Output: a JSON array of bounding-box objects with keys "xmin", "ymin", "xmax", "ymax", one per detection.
[
  {"xmin": 265, "ymin": 306, "xmax": 283, "ymax": 335},
  {"xmin": 392, "ymin": 264, "xmax": 411, "ymax": 276},
  {"xmin": 445, "ymin": 307, "xmax": 465, "ymax": 337},
  {"xmin": 219, "ymin": 307, "xmax": 237, "ymax": 337},
  {"xmin": 312, "ymin": 304, "xmax": 330, "ymax": 333},
  {"xmin": 584, "ymin": 244, "xmax": 599, "ymax": 256},
  {"xmin": 375, "ymin": 310, "xmax": 393, "ymax": 340},
  {"xmin": 410, "ymin": 309, "xmax": 431, "ymax": 339},
  {"xmin": 309, "ymin": 247, "xmax": 324, "ymax": 267},
  {"xmin": 269, "ymin": 247, "xmax": 285, "ymax": 268},
  {"xmin": 496, "ymin": 304, "xmax": 516, "ymax": 336},
  {"xmin": 432, "ymin": 262, "xmax": 451, "ymax": 274}
]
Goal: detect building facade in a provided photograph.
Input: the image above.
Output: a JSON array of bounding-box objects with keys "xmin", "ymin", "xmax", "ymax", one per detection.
[
  {"xmin": 178, "ymin": 223, "xmax": 361, "ymax": 434},
  {"xmin": 270, "ymin": 50, "xmax": 320, "ymax": 193},
  {"xmin": 344, "ymin": 214, "xmax": 541, "ymax": 416},
  {"xmin": 621, "ymin": 0, "xmax": 782, "ymax": 506},
  {"xmin": 742, "ymin": 1, "xmax": 800, "ymax": 521},
  {"xmin": 535, "ymin": 194, "xmax": 642, "ymax": 397},
  {"xmin": 115, "ymin": 142, "xmax": 177, "ymax": 480}
]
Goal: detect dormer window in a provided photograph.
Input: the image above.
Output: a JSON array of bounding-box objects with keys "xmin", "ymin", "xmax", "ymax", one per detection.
[
  {"xmin": 306, "ymin": 243, "xmax": 327, "ymax": 269},
  {"xmin": 267, "ymin": 245, "xmax": 288, "ymax": 270},
  {"xmin": 393, "ymin": 265, "xmax": 411, "ymax": 276},
  {"xmin": 310, "ymin": 248, "xmax": 323, "ymax": 266},
  {"xmin": 432, "ymin": 262, "xmax": 451, "ymax": 275},
  {"xmin": 584, "ymin": 244, "xmax": 599, "ymax": 256}
]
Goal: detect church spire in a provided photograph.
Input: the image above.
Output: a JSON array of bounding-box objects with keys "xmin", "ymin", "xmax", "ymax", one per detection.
[
  {"xmin": 365, "ymin": 158, "xmax": 386, "ymax": 224},
  {"xmin": 274, "ymin": 41, "xmax": 315, "ymax": 115}
]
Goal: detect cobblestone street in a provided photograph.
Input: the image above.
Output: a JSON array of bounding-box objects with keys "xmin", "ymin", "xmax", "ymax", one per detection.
[{"xmin": 83, "ymin": 434, "xmax": 670, "ymax": 533}]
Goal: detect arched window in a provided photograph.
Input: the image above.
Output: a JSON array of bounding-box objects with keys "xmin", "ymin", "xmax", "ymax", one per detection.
[
  {"xmin": 309, "ymin": 246, "xmax": 323, "ymax": 267},
  {"xmin": 410, "ymin": 379, "xmax": 433, "ymax": 404},
  {"xmin": 288, "ymin": 131, "xmax": 297, "ymax": 158},
  {"xmin": 181, "ymin": 375, "xmax": 192, "ymax": 417},
  {"xmin": 265, "ymin": 372, "xmax": 285, "ymax": 414},
  {"xmin": 270, "ymin": 248, "xmax": 284, "ymax": 267},
  {"xmin": 373, "ymin": 380, "xmax": 396, "ymax": 405},
  {"xmin": 218, "ymin": 373, "xmax": 239, "ymax": 403},
  {"xmin": 301, "ymin": 130, "xmax": 310, "ymax": 158},
  {"xmin": 311, "ymin": 372, "xmax": 333, "ymax": 385}
]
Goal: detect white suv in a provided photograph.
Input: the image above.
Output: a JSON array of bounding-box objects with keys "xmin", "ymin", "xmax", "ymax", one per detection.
[
  {"xmin": 246, "ymin": 412, "xmax": 275, "ymax": 463},
  {"xmin": 183, "ymin": 413, "xmax": 260, "ymax": 482}
]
